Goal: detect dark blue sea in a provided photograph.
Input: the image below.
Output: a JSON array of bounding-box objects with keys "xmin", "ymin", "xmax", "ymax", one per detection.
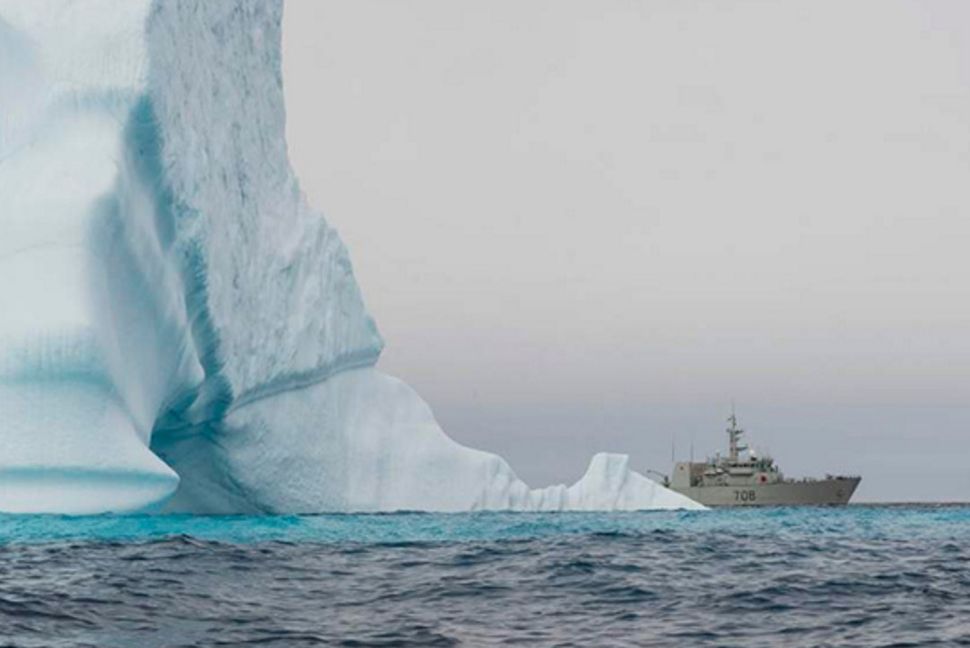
[{"xmin": 1, "ymin": 506, "xmax": 968, "ymax": 647}]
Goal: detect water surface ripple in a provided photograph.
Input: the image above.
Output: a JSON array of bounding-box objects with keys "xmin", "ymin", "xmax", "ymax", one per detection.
[{"xmin": 1, "ymin": 506, "xmax": 968, "ymax": 647}]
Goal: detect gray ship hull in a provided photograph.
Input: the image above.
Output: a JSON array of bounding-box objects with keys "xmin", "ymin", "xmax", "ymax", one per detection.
[{"xmin": 672, "ymin": 477, "xmax": 861, "ymax": 507}]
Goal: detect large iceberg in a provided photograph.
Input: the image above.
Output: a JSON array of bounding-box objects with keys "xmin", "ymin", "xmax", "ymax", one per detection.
[{"xmin": 0, "ymin": 0, "xmax": 702, "ymax": 514}]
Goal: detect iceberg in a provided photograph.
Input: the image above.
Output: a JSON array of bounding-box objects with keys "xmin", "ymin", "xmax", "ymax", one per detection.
[{"xmin": 0, "ymin": 0, "xmax": 702, "ymax": 514}]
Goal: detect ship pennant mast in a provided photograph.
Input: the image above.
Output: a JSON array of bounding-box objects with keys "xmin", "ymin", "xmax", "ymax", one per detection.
[{"xmin": 726, "ymin": 406, "xmax": 747, "ymax": 463}]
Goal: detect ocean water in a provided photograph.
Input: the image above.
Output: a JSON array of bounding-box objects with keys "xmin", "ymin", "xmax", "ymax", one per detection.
[{"xmin": 1, "ymin": 506, "xmax": 968, "ymax": 647}]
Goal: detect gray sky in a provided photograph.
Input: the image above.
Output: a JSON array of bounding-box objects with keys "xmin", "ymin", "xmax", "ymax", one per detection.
[{"xmin": 282, "ymin": 0, "xmax": 970, "ymax": 502}]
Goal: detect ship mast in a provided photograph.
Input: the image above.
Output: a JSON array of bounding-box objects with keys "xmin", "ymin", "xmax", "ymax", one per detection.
[{"xmin": 726, "ymin": 406, "xmax": 746, "ymax": 463}]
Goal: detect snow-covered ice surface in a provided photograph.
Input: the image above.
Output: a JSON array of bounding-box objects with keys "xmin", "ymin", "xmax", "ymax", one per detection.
[{"xmin": 0, "ymin": 0, "xmax": 702, "ymax": 514}]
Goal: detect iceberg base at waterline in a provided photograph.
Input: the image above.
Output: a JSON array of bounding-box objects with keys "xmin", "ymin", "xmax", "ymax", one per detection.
[
  {"xmin": 154, "ymin": 368, "xmax": 701, "ymax": 513},
  {"xmin": 0, "ymin": 0, "xmax": 702, "ymax": 515},
  {"xmin": 0, "ymin": 382, "xmax": 179, "ymax": 514}
]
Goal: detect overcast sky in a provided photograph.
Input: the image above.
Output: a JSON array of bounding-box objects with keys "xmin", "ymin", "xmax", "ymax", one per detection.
[{"xmin": 282, "ymin": 0, "xmax": 970, "ymax": 502}]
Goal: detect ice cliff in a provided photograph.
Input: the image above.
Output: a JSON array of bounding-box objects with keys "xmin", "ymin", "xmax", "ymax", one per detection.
[{"xmin": 0, "ymin": 0, "xmax": 702, "ymax": 514}]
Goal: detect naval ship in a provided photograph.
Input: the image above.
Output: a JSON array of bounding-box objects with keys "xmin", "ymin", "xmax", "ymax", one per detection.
[{"xmin": 664, "ymin": 413, "xmax": 861, "ymax": 507}]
